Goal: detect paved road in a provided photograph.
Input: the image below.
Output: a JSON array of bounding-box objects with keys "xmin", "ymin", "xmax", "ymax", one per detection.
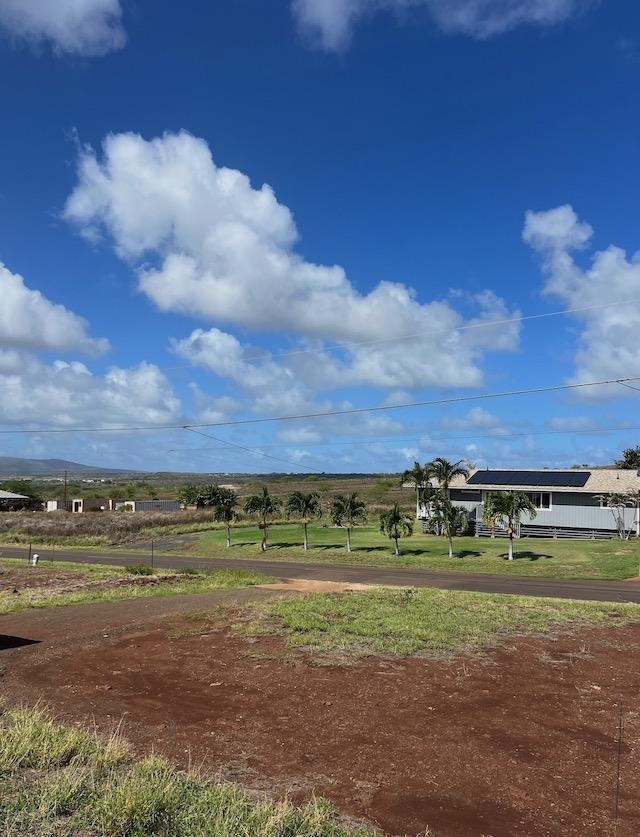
[{"xmin": 3, "ymin": 544, "xmax": 640, "ymax": 604}]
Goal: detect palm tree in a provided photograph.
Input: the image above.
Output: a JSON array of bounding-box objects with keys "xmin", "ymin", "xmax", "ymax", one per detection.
[
  {"xmin": 427, "ymin": 457, "xmax": 470, "ymax": 496},
  {"xmin": 330, "ymin": 492, "xmax": 367, "ymax": 553},
  {"xmin": 197, "ymin": 484, "xmax": 222, "ymax": 509},
  {"xmin": 401, "ymin": 461, "xmax": 431, "ymax": 519},
  {"xmin": 420, "ymin": 458, "xmax": 469, "ymax": 535},
  {"xmin": 439, "ymin": 499, "xmax": 469, "ymax": 558},
  {"xmin": 482, "ymin": 491, "xmax": 501, "ymax": 538},
  {"xmin": 243, "ymin": 487, "xmax": 282, "ymax": 552},
  {"xmin": 596, "ymin": 492, "xmax": 635, "ymax": 540},
  {"xmin": 482, "ymin": 491, "xmax": 537, "ymax": 560},
  {"xmin": 286, "ymin": 491, "xmax": 322, "ymax": 550},
  {"xmin": 213, "ymin": 487, "xmax": 238, "ymax": 548},
  {"xmin": 379, "ymin": 503, "xmax": 414, "ymax": 556}
]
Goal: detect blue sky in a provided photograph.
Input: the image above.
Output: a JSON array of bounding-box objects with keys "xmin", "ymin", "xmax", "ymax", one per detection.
[{"xmin": 0, "ymin": 0, "xmax": 639, "ymax": 474}]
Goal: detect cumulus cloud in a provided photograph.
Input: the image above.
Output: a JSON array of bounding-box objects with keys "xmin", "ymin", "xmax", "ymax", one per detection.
[
  {"xmin": 548, "ymin": 416, "xmax": 598, "ymax": 431},
  {"xmin": 523, "ymin": 205, "xmax": 640, "ymax": 397},
  {"xmin": 442, "ymin": 406, "xmax": 505, "ymax": 431},
  {"xmin": 277, "ymin": 426, "xmax": 324, "ymax": 444},
  {"xmin": 0, "ymin": 0, "xmax": 125, "ymax": 56},
  {"xmin": 0, "ymin": 354, "xmax": 180, "ymax": 428},
  {"xmin": 0, "ymin": 262, "xmax": 108, "ymax": 355},
  {"xmin": 65, "ymin": 130, "xmax": 520, "ymax": 392},
  {"xmin": 292, "ymin": 0, "xmax": 590, "ymax": 50},
  {"xmin": 188, "ymin": 385, "xmax": 242, "ymax": 424}
]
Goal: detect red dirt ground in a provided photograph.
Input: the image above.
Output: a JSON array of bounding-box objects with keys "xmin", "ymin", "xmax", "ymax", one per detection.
[{"xmin": 1, "ymin": 594, "xmax": 639, "ymax": 837}]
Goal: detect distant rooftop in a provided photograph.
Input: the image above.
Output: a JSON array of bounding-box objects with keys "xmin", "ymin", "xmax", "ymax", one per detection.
[{"xmin": 0, "ymin": 490, "xmax": 29, "ymax": 500}]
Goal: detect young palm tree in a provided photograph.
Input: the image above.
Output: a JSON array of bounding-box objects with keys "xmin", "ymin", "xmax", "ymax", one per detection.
[
  {"xmin": 420, "ymin": 458, "xmax": 470, "ymax": 536},
  {"xmin": 439, "ymin": 499, "xmax": 469, "ymax": 558},
  {"xmin": 197, "ymin": 484, "xmax": 223, "ymax": 509},
  {"xmin": 243, "ymin": 487, "xmax": 282, "ymax": 552},
  {"xmin": 596, "ymin": 492, "xmax": 635, "ymax": 540},
  {"xmin": 379, "ymin": 503, "xmax": 414, "ymax": 556},
  {"xmin": 401, "ymin": 461, "xmax": 431, "ymax": 519},
  {"xmin": 482, "ymin": 491, "xmax": 537, "ymax": 560},
  {"xmin": 330, "ymin": 492, "xmax": 367, "ymax": 553},
  {"xmin": 286, "ymin": 491, "xmax": 322, "ymax": 550},
  {"xmin": 213, "ymin": 487, "xmax": 238, "ymax": 548},
  {"xmin": 482, "ymin": 491, "xmax": 501, "ymax": 538},
  {"xmin": 427, "ymin": 457, "xmax": 470, "ymax": 495}
]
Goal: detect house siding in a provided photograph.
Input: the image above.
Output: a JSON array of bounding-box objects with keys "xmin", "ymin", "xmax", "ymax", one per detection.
[{"xmin": 472, "ymin": 501, "xmax": 636, "ymax": 532}]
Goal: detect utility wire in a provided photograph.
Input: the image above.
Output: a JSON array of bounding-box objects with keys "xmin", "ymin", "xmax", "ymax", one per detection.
[
  {"xmin": 184, "ymin": 427, "xmax": 318, "ymax": 473},
  {"xmin": 1, "ymin": 374, "xmax": 639, "ymax": 435},
  {"xmin": 167, "ymin": 421, "xmax": 640, "ymax": 453},
  {"xmin": 163, "ymin": 298, "xmax": 640, "ymax": 368}
]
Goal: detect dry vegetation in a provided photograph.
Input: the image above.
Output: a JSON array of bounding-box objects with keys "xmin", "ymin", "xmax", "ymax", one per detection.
[
  {"xmin": 0, "ymin": 509, "xmax": 221, "ymax": 546},
  {"xmin": 0, "ymin": 475, "xmax": 411, "ymax": 546}
]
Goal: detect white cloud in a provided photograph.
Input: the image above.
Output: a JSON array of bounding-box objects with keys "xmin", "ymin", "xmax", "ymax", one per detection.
[
  {"xmin": 548, "ymin": 416, "xmax": 597, "ymax": 431},
  {"xmin": 0, "ymin": 355, "xmax": 180, "ymax": 427},
  {"xmin": 292, "ymin": 0, "xmax": 590, "ymax": 50},
  {"xmin": 188, "ymin": 385, "xmax": 242, "ymax": 424},
  {"xmin": 65, "ymin": 130, "xmax": 520, "ymax": 392},
  {"xmin": 0, "ymin": 0, "xmax": 125, "ymax": 56},
  {"xmin": 277, "ymin": 426, "xmax": 324, "ymax": 444},
  {"xmin": 0, "ymin": 262, "xmax": 108, "ymax": 354},
  {"xmin": 442, "ymin": 406, "xmax": 504, "ymax": 430},
  {"xmin": 523, "ymin": 205, "xmax": 640, "ymax": 397}
]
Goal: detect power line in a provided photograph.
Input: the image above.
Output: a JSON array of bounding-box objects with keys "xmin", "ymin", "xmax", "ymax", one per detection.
[
  {"xmin": 184, "ymin": 427, "xmax": 318, "ymax": 473},
  {"xmin": 1, "ymin": 374, "xmax": 639, "ymax": 435},
  {"xmin": 168, "ymin": 422, "xmax": 640, "ymax": 452},
  {"xmin": 163, "ymin": 298, "xmax": 640, "ymax": 368}
]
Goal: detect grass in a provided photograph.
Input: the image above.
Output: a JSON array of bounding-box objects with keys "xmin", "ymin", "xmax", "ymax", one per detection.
[
  {"xmin": 239, "ymin": 587, "xmax": 640, "ymax": 657},
  {"xmin": 0, "ymin": 509, "xmax": 221, "ymax": 547},
  {"xmin": 162, "ymin": 523, "xmax": 640, "ymax": 580},
  {"xmin": 0, "ymin": 705, "xmax": 374, "ymax": 837},
  {"xmin": 0, "ymin": 558, "xmax": 274, "ymax": 615}
]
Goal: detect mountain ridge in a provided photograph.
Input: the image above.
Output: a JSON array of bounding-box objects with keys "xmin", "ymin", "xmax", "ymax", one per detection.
[{"xmin": 0, "ymin": 457, "xmax": 131, "ymax": 477}]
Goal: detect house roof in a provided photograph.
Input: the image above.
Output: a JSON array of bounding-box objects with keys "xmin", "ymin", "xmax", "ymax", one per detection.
[
  {"xmin": 448, "ymin": 469, "xmax": 640, "ymax": 494},
  {"xmin": 0, "ymin": 490, "xmax": 29, "ymax": 500}
]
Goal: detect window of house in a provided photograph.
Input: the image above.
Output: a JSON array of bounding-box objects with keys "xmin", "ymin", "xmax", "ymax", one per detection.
[{"xmin": 526, "ymin": 492, "xmax": 551, "ymax": 510}]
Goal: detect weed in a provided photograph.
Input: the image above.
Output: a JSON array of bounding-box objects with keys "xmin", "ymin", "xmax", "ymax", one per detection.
[
  {"xmin": 0, "ymin": 707, "xmax": 376, "ymax": 837},
  {"xmin": 241, "ymin": 588, "xmax": 640, "ymax": 658},
  {"xmin": 125, "ymin": 564, "xmax": 155, "ymax": 576}
]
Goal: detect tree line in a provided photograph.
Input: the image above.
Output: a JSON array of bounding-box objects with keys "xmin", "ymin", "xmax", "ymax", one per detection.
[{"xmin": 177, "ymin": 482, "xmax": 416, "ymax": 555}]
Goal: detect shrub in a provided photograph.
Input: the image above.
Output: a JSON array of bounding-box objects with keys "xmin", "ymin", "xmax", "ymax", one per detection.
[{"xmin": 125, "ymin": 564, "xmax": 154, "ymax": 576}]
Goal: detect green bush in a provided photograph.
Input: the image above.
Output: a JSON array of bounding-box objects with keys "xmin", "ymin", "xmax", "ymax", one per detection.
[{"xmin": 124, "ymin": 564, "xmax": 154, "ymax": 576}]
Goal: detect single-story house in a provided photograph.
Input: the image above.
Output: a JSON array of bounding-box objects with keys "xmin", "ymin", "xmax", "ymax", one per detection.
[
  {"xmin": 416, "ymin": 468, "xmax": 640, "ymax": 539},
  {"xmin": 46, "ymin": 498, "xmax": 181, "ymax": 513},
  {"xmin": 0, "ymin": 489, "xmax": 30, "ymax": 510},
  {"xmin": 114, "ymin": 500, "xmax": 180, "ymax": 513}
]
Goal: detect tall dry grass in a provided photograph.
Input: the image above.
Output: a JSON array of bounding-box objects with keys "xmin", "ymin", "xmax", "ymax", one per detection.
[{"xmin": 0, "ymin": 509, "xmax": 215, "ymax": 545}]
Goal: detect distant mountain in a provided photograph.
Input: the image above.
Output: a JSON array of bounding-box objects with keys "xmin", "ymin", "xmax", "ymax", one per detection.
[{"xmin": 0, "ymin": 457, "xmax": 131, "ymax": 477}]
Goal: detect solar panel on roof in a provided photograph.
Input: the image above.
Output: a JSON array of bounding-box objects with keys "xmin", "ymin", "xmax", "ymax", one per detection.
[{"xmin": 467, "ymin": 470, "xmax": 591, "ymax": 488}]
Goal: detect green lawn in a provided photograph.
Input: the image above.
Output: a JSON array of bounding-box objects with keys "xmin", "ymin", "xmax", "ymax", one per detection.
[
  {"xmin": 162, "ymin": 523, "xmax": 640, "ymax": 580},
  {"xmin": 237, "ymin": 587, "xmax": 640, "ymax": 657},
  {"xmin": 0, "ymin": 558, "xmax": 274, "ymax": 615},
  {"xmin": 0, "ymin": 706, "xmax": 372, "ymax": 837}
]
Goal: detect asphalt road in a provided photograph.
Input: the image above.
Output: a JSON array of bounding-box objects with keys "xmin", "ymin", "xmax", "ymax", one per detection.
[{"xmin": 3, "ymin": 544, "xmax": 640, "ymax": 604}]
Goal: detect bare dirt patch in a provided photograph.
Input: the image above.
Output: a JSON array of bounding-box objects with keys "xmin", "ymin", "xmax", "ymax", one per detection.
[
  {"xmin": 0, "ymin": 564, "xmax": 88, "ymax": 593},
  {"xmin": 1, "ymin": 599, "xmax": 639, "ymax": 837},
  {"xmin": 0, "ymin": 562, "xmax": 185, "ymax": 599},
  {"xmin": 259, "ymin": 578, "xmax": 376, "ymax": 593}
]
